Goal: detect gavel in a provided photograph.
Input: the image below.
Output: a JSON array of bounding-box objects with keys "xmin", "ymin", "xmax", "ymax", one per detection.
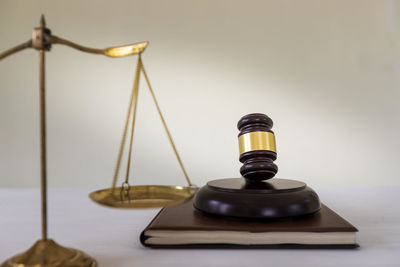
[{"xmin": 194, "ymin": 113, "xmax": 321, "ymax": 218}]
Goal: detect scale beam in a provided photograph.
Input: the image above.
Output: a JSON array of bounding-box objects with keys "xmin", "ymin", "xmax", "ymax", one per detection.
[
  {"xmin": 0, "ymin": 40, "xmax": 32, "ymax": 60},
  {"xmin": 50, "ymin": 35, "xmax": 148, "ymax": 57},
  {"xmin": 0, "ymin": 15, "xmax": 148, "ymax": 60}
]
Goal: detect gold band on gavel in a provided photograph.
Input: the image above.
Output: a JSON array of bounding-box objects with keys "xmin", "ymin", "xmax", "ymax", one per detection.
[{"xmin": 238, "ymin": 131, "xmax": 276, "ymax": 155}]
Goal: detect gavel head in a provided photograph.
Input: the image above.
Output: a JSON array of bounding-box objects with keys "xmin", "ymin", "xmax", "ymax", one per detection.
[{"xmin": 237, "ymin": 113, "xmax": 278, "ymax": 181}]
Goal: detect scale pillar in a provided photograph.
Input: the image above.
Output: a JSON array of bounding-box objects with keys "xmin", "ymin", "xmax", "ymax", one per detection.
[{"xmin": 1, "ymin": 15, "xmax": 97, "ymax": 267}]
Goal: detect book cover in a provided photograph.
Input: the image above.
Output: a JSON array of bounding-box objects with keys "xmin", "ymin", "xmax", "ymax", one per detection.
[{"xmin": 141, "ymin": 199, "xmax": 358, "ymax": 249}]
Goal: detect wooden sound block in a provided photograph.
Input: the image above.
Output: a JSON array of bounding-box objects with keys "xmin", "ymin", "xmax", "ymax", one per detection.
[
  {"xmin": 193, "ymin": 178, "xmax": 321, "ymax": 218},
  {"xmin": 194, "ymin": 113, "xmax": 321, "ymax": 219}
]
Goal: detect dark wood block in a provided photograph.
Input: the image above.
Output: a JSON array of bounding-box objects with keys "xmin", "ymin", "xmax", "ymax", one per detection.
[{"xmin": 194, "ymin": 178, "xmax": 321, "ymax": 218}]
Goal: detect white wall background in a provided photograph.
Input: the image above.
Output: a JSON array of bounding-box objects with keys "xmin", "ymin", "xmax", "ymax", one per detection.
[{"xmin": 0, "ymin": 0, "xmax": 399, "ymax": 188}]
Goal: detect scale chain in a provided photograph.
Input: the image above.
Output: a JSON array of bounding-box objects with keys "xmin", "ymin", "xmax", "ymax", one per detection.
[
  {"xmin": 111, "ymin": 56, "xmax": 142, "ymax": 189},
  {"xmin": 112, "ymin": 55, "xmax": 193, "ymax": 192},
  {"xmin": 124, "ymin": 56, "xmax": 142, "ymax": 184},
  {"xmin": 141, "ymin": 61, "xmax": 193, "ymax": 187}
]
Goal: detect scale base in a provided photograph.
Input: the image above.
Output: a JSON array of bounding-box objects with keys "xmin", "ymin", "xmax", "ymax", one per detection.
[
  {"xmin": 194, "ymin": 178, "xmax": 321, "ymax": 218},
  {"xmin": 1, "ymin": 239, "xmax": 97, "ymax": 267}
]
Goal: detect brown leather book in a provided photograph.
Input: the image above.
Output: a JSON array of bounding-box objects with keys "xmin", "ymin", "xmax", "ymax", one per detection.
[{"xmin": 140, "ymin": 199, "xmax": 358, "ymax": 248}]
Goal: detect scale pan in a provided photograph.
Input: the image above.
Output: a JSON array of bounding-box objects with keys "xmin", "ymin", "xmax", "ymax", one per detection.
[{"xmin": 89, "ymin": 185, "xmax": 198, "ymax": 209}]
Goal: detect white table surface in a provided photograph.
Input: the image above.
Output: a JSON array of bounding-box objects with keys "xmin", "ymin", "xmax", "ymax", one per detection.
[{"xmin": 0, "ymin": 186, "xmax": 399, "ymax": 267}]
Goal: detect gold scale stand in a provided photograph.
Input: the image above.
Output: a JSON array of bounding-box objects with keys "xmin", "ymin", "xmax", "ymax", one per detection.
[{"xmin": 0, "ymin": 16, "xmax": 197, "ymax": 267}]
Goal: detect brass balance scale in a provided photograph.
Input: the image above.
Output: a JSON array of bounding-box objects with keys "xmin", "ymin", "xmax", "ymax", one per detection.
[{"xmin": 0, "ymin": 16, "xmax": 197, "ymax": 267}]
